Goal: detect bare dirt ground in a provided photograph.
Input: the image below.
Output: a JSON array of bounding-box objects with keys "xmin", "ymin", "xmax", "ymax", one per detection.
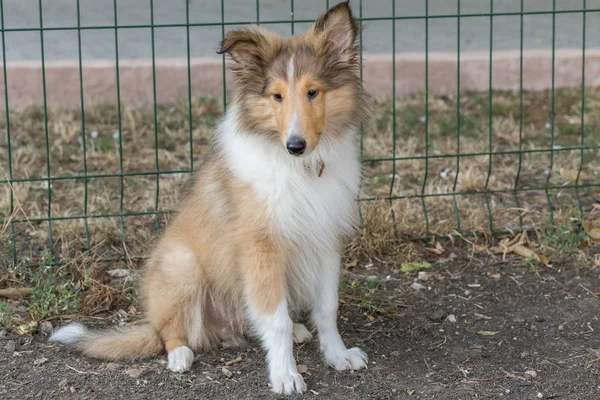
[{"xmin": 2, "ymin": 247, "xmax": 600, "ymax": 400}]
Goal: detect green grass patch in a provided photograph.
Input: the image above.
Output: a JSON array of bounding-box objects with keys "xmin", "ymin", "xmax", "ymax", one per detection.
[{"xmin": 401, "ymin": 262, "xmax": 432, "ymax": 273}]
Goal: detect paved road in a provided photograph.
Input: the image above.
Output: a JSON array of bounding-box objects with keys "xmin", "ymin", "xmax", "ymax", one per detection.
[{"xmin": 1, "ymin": 0, "xmax": 599, "ymax": 62}]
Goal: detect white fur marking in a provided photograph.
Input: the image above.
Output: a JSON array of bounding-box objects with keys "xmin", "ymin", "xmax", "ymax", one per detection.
[
  {"xmin": 287, "ymin": 113, "xmax": 299, "ymax": 142},
  {"xmin": 49, "ymin": 323, "xmax": 86, "ymax": 345},
  {"xmin": 217, "ymin": 107, "xmax": 361, "ymax": 310},
  {"xmin": 167, "ymin": 346, "xmax": 194, "ymax": 373},
  {"xmin": 249, "ymin": 301, "xmax": 306, "ymax": 395},
  {"xmin": 287, "ymin": 54, "xmax": 295, "ymax": 82}
]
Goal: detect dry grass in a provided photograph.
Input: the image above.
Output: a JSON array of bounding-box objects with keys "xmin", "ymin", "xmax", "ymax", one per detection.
[{"xmin": 1, "ymin": 87, "xmax": 600, "ymax": 321}]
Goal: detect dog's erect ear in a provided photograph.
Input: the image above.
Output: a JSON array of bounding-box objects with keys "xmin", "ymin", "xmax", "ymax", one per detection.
[
  {"xmin": 311, "ymin": 1, "xmax": 359, "ymax": 64},
  {"xmin": 217, "ymin": 28, "xmax": 272, "ymax": 71}
]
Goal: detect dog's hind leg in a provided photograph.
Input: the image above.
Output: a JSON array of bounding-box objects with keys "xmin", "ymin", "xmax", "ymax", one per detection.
[
  {"xmin": 293, "ymin": 323, "xmax": 313, "ymax": 344},
  {"xmin": 143, "ymin": 245, "xmax": 202, "ymax": 373}
]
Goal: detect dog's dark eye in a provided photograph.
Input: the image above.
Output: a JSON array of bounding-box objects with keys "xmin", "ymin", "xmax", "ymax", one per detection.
[
  {"xmin": 307, "ymin": 89, "xmax": 319, "ymax": 99},
  {"xmin": 273, "ymin": 93, "xmax": 283, "ymax": 102}
]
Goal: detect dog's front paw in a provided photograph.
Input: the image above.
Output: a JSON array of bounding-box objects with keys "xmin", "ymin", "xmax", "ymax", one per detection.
[
  {"xmin": 270, "ymin": 370, "xmax": 307, "ymax": 395},
  {"xmin": 325, "ymin": 347, "xmax": 368, "ymax": 371}
]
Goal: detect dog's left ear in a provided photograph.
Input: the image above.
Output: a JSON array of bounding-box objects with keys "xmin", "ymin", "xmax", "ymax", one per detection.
[
  {"xmin": 217, "ymin": 28, "xmax": 268, "ymax": 69},
  {"xmin": 311, "ymin": 1, "xmax": 359, "ymax": 64}
]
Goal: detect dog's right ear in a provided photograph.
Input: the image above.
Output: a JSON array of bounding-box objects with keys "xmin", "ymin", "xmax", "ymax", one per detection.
[{"xmin": 217, "ymin": 28, "xmax": 273, "ymax": 72}]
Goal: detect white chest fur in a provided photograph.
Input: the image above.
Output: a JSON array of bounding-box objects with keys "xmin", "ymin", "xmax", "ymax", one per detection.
[{"xmin": 217, "ymin": 110, "xmax": 361, "ymax": 307}]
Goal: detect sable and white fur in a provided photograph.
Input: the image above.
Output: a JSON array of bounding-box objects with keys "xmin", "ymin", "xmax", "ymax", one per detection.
[{"xmin": 51, "ymin": 1, "xmax": 371, "ymax": 395}]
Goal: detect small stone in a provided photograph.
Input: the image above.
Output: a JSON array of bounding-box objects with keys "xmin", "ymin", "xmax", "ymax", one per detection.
[
  {"xmin": 525, "ymin": 370, "xmax": 537, "ymax": 379},
  {"xmin": 417, "ymin": 271, "xmax": 431, "ymax": 281},
  {"xmin": 428, "ymin": 310, "xmax": 446, "ymax": 322},
  {"xmin": 411, "ymin": 282, "xmax": 427, "ymax": 291},
  {"xmin": 124, "ymin": 367, "xmax": 150, "ymax": 379},
  {"xmin": 70, "ymin": 386, "xmax": 76, "ymax": 394},
  {"xmin": 118, "ymin": 321, "xmax": 127, "ymax": 327},
  {"xmin": 221, "ymin": 367, "xmax": 233, "ymax": 378},
  {"xmin": 537, "ymin": 392, "xmax": 543, "ymax": 398},
  {"xmin": 0, "ymin": 329, "xmax": 6, "ymax": 338},
  {"xmin": 58, "ymin": 379, "xmax": 68, "ymax": 391},
  {"xmin": 5, "ymin": 340, "xmax": 16, "ymax": 354},
  {"xmin": 33, "ymin": 357, "xmax": 48, "ymax": 366},
  {"xmin": 158, "ymin": 382, "xmax": 164, "ymax": 387},
  {"xmin": 447, "ymin": 314, "xmax": 457, "ymax": 323},
  {"xmin": 296, "ymin": 364, "xmax": 308, "ymax": 374},
  {"xmin": 39, "ymin": 321, "xmax": 53, "ymax": 334}
]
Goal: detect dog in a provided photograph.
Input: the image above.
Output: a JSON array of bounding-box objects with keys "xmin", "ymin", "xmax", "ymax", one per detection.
[{"xmin": 50, "ymin": 1, "xmax": 371, "ymax": 395}]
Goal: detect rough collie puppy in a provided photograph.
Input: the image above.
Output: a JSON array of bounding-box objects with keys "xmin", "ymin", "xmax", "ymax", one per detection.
[{"xmin": 50, "ymin": 1, "xmax": 370, "ymax": 395}]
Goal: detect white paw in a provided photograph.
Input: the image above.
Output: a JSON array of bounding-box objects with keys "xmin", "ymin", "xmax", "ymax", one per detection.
[
  {"xmin": 167, "ymin": 346, "xmax": 194, "ymax": 373},
  {"xmin": 325, "ymin": 347, "xmax": 368, "ymax": 371},
  {"xmin": 270, "ymin": 370, "xmax": 307, "ymax": 395},
  {"xmin": 292, "ymin": 323, "xmax": 313, "ymax": 344}
]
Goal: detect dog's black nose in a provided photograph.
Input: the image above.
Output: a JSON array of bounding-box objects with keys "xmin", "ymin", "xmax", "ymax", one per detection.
[{"xmin": 286, "ymin": 137, "xmax": 306, "ymax": 155}]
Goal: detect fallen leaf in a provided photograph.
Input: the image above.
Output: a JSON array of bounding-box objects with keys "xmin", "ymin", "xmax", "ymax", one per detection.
[
  {"xmin": 107, "ymin": 269, "xmax": 131, "ymax": 278},
  {"xmin": 296, "ymin": 364, "xmax": 308, "ymax": 374},
  {"xmin": 345, "ymin": 259, "xmax": 358, "ymax": 269},
  {"xmin": 425, "ymin": 242, "xmax": 447, "ymax": 257},
  {"xmin": 16, "ymin": 321, "xmax": 38, "ymax": 335},
  {"xmin": 590, "ymin": 228, "xmax": 600, "ymax": 243},
  {"xmin": 476, "ymin": 330, "xmax": 499, "ymax": 336},
  {"xmin": 474, "ymin": 313, "xmax": 492, "ymax": 320},
  {"xmin": 512, "ymin": 245, "xmax": 541, "ymax": 262},
  {"xmin": 221, "ymin": 367, "xmax": 233, "ymax": 378},
  {"xmin": 401, "ymin": 262, "xmax": 432, "ymax": 273},
  {"xmin": 225, "ymin": 356, "xmax": 243, "ymax": 366},
  {"xmin": 70, "ymin": 387, "xmax": 76, "ymax": 394},
  {"xmin": 474, "ymin": 244, "xmax": 487, "ymax": 252},
  {"xmin": 0, "ymin": 287, "xmax": 33, "ymax": 299},
  {"xmin": 534, "ymin": 249, "xmax": 550, "ymax": 265},
  {"xmin": 490, "ymin": 273, "xmax": 501, "ymax": 279}
]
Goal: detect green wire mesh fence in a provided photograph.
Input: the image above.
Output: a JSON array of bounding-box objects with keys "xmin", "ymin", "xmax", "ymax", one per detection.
[{"xmin": 1, "ymin": 0, "xmax": 600, "ymax": 268}]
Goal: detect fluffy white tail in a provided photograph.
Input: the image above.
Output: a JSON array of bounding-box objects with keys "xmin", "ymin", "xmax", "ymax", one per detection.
[{"xmin": 50, "ymin": 322, "xmax": 163, "ymax": 360}]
